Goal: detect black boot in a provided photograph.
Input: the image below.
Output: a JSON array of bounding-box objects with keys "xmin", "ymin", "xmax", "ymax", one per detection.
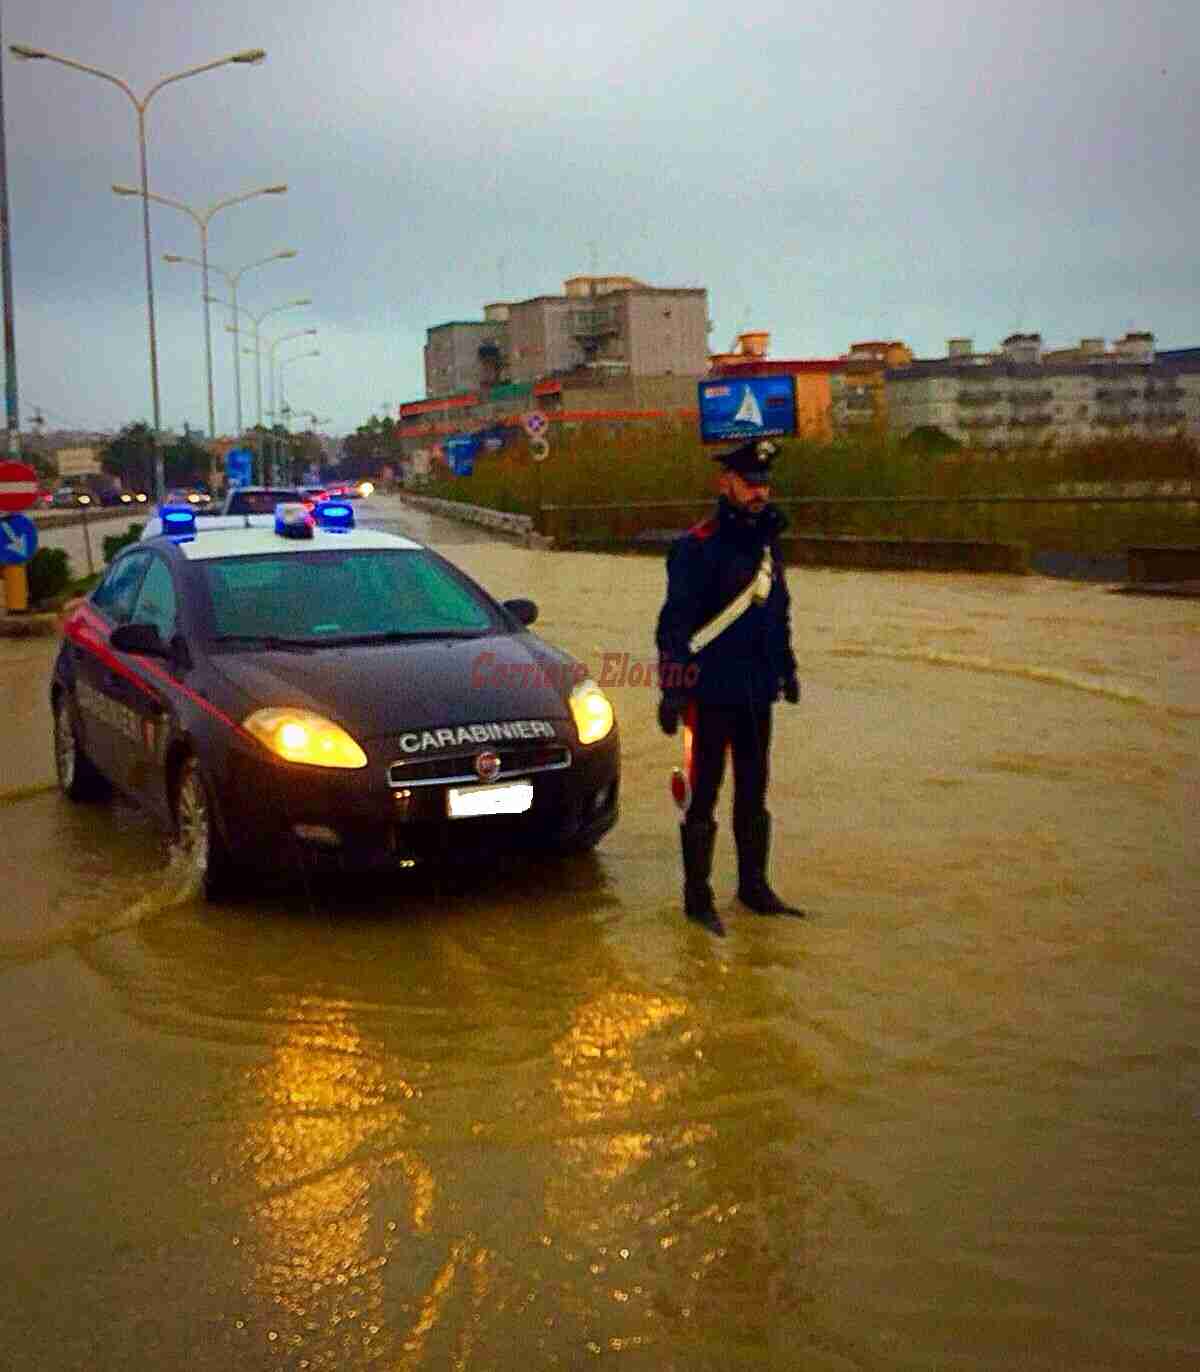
[
  {"xmin": 735, "ymin": 812, "xmax": 806, "ymax": 917},
  {"xmin": 681, "ymin": 819, "xmax": 725, "ymax": 936}
]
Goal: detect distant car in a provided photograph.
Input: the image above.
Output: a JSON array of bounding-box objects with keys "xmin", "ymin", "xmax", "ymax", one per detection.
[
  {"xmin": 51, "ymin": 487, "xmax": 84, "ymax": 508},
  {"xmin": 219, "ymin": 485, "xmax": 304, "ymax": 516},
  {"xmin": 299, "ymin": 486, "xmax": 329, "ymax": 508},
  {"xmin": 120, "ymin": 490, "xmax": 150, "ymax": 505},
  {"xmin": 53, "ymin": 499, "xmax": 620, "ymax": 899}
]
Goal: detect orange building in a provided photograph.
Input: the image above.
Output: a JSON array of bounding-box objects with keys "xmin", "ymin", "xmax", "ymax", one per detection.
[{"xmin": 710, "ymin": 333, "xmax": 914, "ymax": 437}]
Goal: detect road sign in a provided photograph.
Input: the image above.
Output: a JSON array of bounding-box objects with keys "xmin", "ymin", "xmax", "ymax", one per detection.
[
  {"xmin": 225, "ymin": 447, "xmax": 254, "ymax": 488},
  {"xmin": 0, "ymin": 460, "xmax": 39, "ymax": 513},
  {"xmin": 530, "ymin": 437, "xmax": 551, "ymax": 463},
  {"xmin": 0, "ymin": 513, "xmax": 38, "ymax": 565},
  {"xmin": 521, "ymin": 410, "xmax": 548, "ymax": 438}
]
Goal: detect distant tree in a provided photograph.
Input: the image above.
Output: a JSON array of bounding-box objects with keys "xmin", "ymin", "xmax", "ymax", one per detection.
[
  {"xmin": 162, "ymin": 431, "xmax": 210, "ymax": 488},
  {"xmin": 901, "ymin": 425, "xmax": 962, "ymax": 455},
  {"xmin": 100, "ymin": 422, "xmax": 156, "ymax": 492}
]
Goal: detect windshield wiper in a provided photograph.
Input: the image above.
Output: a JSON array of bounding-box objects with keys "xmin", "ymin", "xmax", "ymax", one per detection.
[
  {"xmin": 311, "ymin": 629, "xmax": 490, "ymax": 646},
  {"xmin": 211, "ymin": 633, "xmax": 318, "ymax": 650}
]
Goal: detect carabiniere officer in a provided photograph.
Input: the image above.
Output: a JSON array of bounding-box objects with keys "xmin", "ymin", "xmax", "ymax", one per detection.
[{"xmin": 655, "ymin": 437, "xmax": 805, "ymax": 936}]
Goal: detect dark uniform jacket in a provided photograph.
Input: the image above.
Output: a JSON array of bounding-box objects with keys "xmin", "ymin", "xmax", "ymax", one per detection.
[{"xmin": 656, "ymin": 498, "xmax": 797, "ymax": 707}]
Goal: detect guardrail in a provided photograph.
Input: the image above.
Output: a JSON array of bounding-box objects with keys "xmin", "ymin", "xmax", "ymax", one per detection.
[{"xmin": 30, "ymin": 505, "xmax": 149, "ymax": 531}]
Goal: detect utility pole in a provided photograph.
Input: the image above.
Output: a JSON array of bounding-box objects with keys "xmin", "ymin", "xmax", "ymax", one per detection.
[{"xmin": 0, "ymin": 7, "xmax": 22, "ymax": 459}]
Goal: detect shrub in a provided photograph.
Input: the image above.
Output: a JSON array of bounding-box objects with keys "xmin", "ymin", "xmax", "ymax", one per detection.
[
  {"xmin": 26, "ymin": 546, "xmax": 72, "ymax": 606},
  {"xmin": 102, "ymin": 522, "xmax": 145, "ymax": 563}
]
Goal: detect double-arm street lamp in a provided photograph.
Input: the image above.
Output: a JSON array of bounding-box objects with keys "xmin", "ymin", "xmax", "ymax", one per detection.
[
  {"xmin": 9, "ymin": 43, "xmax": 266, "ymax": 501},
  {"xmin": 217, "ymin": 295, "xmax": 311, "ymax": 426},
  {"xmin": 260, "ymin": 329, "xmax": 317, "ymax": 482},
  {"xmin": 165, "ymin": 249, "xmax": 298, "ymax": 437},
  {"xmin": 113, "ymin": 182, "xmax": 288, "ymax": 439},
  {"xmin": 275, "ymin": 349, "xmax": 321, "ymax": 482}
]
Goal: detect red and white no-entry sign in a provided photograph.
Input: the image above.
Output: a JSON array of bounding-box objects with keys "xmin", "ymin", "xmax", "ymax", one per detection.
[{"xmin": 0, "ymin": 461, "xmax": 38, "ymax": 513}]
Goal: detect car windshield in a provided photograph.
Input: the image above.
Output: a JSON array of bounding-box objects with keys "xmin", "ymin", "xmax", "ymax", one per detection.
[
  {"xmin": 225, "ymin": 489, "xmax": 301, "ymax": 514},
  {"xmin": 202, "ymin": 548, "xmax": 499, "ymax": 643}
]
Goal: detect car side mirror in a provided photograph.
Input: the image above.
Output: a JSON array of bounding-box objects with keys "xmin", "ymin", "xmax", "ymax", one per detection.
[
  {"xmin": 503, "ymin": 598, "xmax": 538, "ymax": 626},
  {"xmin": 110, "ymin": 622, "xmax": 168, "ymax": 657}
]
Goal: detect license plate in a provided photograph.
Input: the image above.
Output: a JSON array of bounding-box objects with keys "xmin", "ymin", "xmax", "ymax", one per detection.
[{"xmin": 447, "ymin": 781, "xmax": 534, "ymax": 818}]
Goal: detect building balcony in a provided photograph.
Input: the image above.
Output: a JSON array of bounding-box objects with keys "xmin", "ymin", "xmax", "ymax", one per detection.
[
  {"xmin": 1009, "ymin": 412, "xmax": 1054, "ymax": 428},
  {"xmin": 959, "ymin": 414, "xmax": 1006, "ymax": 429},
  {"xmin": 1007, "ymin": 388, "xmax": 1053, "ymax": 406},
  {"xmin": 569, "ymin": 309, "xmax": 619, "ymax": 342},
  {"xmin": 1094, "ymin": 386, "xmax": 1139, "ymax": 403},
  {"xmin": 1095, "ymin": 411, "xmax": 1142, "ymax": 427},
  {"xmin": 956, "ymin": 390, "xmax": 1001, "ymax": 408}
]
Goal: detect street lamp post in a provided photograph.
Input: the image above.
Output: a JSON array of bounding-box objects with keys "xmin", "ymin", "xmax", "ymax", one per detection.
[
  {"xmin": 114, "ymin": 183, "xmax": 287, "ymax": 440},
  {"xmin": 166, "ymin": 250, "xmax": 297, "ymax": 438},
  {"xmin": 276, "ymin": 349, "xmax": 320, "ymax": 482},
  {"xmin": 263, "ymin": 330, "xmax": 317, "ymax": 482},
  {"xmin": 216, "ymin": 296, "xmax": 311, "ymax": 483},
  {"xmin": 9, "ymin": 43, "xmax": 267, "ymax": 501}
]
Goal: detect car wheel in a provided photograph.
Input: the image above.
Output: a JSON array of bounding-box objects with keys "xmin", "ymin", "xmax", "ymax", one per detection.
[
  {"xmin": 53, "ymin": 694, "xmax": 111, "ymax": 802},
  {"xmin": 173, "ymin": 756, "xmax": 238, "ymax": 901}
]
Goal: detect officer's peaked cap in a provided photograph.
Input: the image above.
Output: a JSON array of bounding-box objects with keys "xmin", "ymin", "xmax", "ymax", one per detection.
[{"xmin": 714, "ymin": 438, "xmax": 779, "ymax": 479}]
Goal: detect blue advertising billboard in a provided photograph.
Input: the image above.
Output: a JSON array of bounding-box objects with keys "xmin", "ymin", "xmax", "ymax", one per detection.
[
  {"xmin": 697, "ymin": 375, "xmax": 798, "ymax": 444},
  {"xmin": 225, "ymin": 447, "xmax": 254, "ymax": 488},
  {"xmin": 444, "ymin": 434, "xmax": 481, "ymax": 477}
]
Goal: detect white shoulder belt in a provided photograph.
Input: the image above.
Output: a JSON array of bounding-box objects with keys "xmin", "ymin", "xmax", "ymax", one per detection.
[{"xmin": 688, "ymin": 548, "xmax": 773, "ymax": 655}]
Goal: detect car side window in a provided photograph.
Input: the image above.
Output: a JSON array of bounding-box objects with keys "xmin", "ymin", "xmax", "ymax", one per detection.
[
  {"xmin": 129, "ymin": 556, "xmax": 178, "ymax": 642},
  {"xmin": 90, "ymin": 551, "xmax": 151, "ymax": 625}
]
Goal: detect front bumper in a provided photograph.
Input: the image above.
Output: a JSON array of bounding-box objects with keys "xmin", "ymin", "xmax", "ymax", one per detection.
[{"xmin": 213, "ymin": 728, "xmax": 620, "ymax": 874}]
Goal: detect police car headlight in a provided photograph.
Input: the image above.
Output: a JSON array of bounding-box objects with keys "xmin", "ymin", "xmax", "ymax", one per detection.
[
  {"xmin": 569, "ymin": 680, "xmax": 614, "ymax": 746},
  {"xmin": 244, "ymin": 708, "xmax": 368, "ymax": 769}
]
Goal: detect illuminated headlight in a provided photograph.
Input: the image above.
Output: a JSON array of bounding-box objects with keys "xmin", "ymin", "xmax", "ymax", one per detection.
[
  {"xmin": 358, "ymin": 480, "xmax": 374, "ymax": 497},
  {"xmin": 569, "ymin": 679, "xmax": 614, "ymax": 746},
  {"xmin": 243, "ymin": 708, "xmax": 368, "ymax": 769}
]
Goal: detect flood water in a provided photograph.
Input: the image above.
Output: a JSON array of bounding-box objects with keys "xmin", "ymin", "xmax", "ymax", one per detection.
[{"xmin": 1, "ymin": 498, "xmax": 1197, "ymax": 1370}]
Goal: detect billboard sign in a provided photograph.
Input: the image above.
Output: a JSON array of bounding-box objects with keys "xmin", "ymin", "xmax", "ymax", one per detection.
[
  {"xmin": 697, "ymin": 375, "xmax": 797, "ymax": 444},
  {"xmin": 55, "ymin": 446, "xmax": 100, "ymax": 477},
  {"xmin": 444, "ymin": 434, "xmax": 481, "ymax": 477},
  {"xmin": 225, "ymin": 447, "xmax": 254, "ymax": 488}
]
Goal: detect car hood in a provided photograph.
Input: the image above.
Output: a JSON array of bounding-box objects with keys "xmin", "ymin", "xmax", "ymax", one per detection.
[{"xmin": 208, "ymin": 631, "xmax": 580, "ymax": 738}]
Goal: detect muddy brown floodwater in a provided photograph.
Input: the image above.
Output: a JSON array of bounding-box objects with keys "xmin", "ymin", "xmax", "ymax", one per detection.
[{"xmin": 1, "ymin": 497, "xmax": 1197, "ymax": 1370}]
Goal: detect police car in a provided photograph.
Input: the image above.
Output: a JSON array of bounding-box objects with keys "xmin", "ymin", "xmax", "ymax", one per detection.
[{"xmin": 52, "ymin": 500, "xmax": 619, "ymax": 899}]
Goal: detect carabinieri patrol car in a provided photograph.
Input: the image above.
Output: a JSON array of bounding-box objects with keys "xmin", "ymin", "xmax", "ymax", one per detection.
[{"xmin": 51, "ymin": 500, "xmax": 620, "ymax": 899}]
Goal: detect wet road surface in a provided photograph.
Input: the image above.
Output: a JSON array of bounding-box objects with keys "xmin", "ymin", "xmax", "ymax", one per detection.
[{"xmin": 1, "ymin": 497, "xmax": 1198, "ymax": 1369}]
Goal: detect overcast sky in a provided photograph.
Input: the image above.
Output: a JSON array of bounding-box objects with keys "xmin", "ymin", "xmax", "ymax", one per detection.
[{"xmin": 3, "ymin": 0, "xmax": 1197, "ymax": 438}]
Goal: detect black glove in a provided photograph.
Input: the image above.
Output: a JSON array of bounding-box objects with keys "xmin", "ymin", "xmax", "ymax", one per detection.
[
  {"xmin": 658, "ymin": 694, "xmax": 684, "ymax": 736},
  {"xmin": 782, "ymin": 675, "xmax": 800, "ymax": 704}
]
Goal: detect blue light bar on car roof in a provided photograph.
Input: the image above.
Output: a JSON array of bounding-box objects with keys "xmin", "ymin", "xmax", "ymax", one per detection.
[
  {"xmin": 274, "ymin": 502, "xmax": 315, "ymax": 539},
  {"xmin": 159, "ymin": 503, "xmax": 198, "ymax": 542},
  {"xmin": 313, "ymin": 500, "xmax": 355, "ymax": 532}
]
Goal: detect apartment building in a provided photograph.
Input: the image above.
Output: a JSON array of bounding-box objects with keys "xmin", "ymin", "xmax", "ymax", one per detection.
[
  {"xmin": 886, "ymin": 333, "xmax": 1200, "ymax": 445},
  {"xmin": 505, "ymin": 277, "xmax": 709, "ymax": 386},
  {"xmin": 423, "ymin": 317, "xmax": 509, "ymax": 399}
]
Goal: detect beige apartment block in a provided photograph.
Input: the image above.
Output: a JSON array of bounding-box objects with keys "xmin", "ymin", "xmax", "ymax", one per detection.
[{"xmin": 887, "ymin": 334, "xmax": 1200, "ymax": 446}]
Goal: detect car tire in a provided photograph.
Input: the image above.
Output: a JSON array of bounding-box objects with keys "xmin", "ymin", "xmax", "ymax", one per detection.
[
  {"xmin": 173, "ymin": 756, "xmax": 239, "ymax": 902},
  {"xmin": 53, "ymin": 694, "xmax": 112, "ymax": 802}
]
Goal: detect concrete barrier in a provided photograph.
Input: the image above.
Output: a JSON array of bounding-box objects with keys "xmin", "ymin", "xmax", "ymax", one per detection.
[
  {"xmin": 1126, "ymin": 546, "xmax": 1200, "ymax": 584},
  {"xmin": 398, "ymin": 494, "xmax": 537, "ymax": 542}
]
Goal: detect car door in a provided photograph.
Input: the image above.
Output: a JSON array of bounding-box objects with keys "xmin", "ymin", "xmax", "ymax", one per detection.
[
  {"xmin": 108, "ymin": 552, "xmax": 179, "ymax": 814},
  {"xmin": 71, "ymin": 550, "xmax": 153, "ymax": 783}
]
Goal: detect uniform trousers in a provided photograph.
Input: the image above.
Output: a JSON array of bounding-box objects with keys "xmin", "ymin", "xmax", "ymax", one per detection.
[{"xmin": 683, "ymin": 701, "xmax": 772, "ymax": 827}]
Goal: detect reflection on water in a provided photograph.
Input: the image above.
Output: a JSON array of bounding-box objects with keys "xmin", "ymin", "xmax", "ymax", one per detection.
[{"xmin": 3, "ymin": 551, "xmax": 1198, "ymax": 1369}]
